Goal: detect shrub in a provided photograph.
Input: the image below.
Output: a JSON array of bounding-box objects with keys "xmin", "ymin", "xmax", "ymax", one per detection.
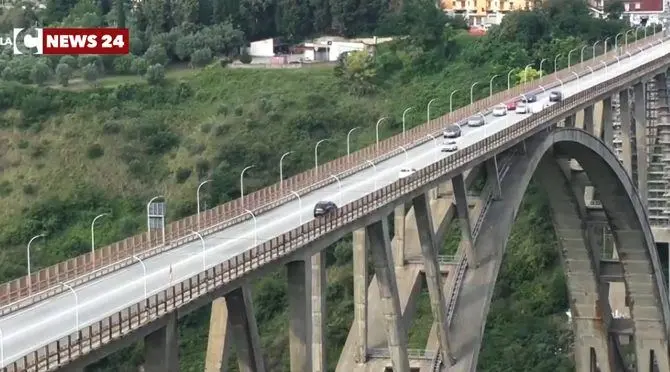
[
  {"xmin": 175, "ymin": 167, "xmax": 192, "ymax": 183},
  {"xmin": 22, "ymin": 183, "xmax": 37, "ymax": 195},
  {"xmin": 55, "ymin": 63, "xmax": 72, "ymax": 87},
  {"xmin": 145, "ymin": 64, "xmax": 166, "ymax": 85},
  {"xmin": 59, "ymin": 55, "xmax": 78, "ymax": 69},
  {"xmin": 144, "ymin": 45, "xmax": 169, "ymax": 66},
  {"xmin": 191, "ymin": 48, "xmax": 212, "ymax": 67},
  {"xmin": 102, "ymin": 121, "xmax": 122, "ymax": 135},
  {"xmin": 86, "ymin": 143, "xmax": 104, "ymax": 159},
  {"xmin": 17, "ymin": 139, "xmax": 29, "ymax": 149},
  {"xmin": 0, "ymin": 180, "xmax": 12, "ymax": 197},
  {"xmin": 82, "ymin": 63, "xmax": 99, "ymax": 84},
  {"xmin": 112, "ymin": 55, "xmax": 133, "ymax": 75},
  {"xmin": 30, "ymin": 63, "xmax": 51, "ymax": 86},
  {"xmin": 200, "ymin": 122, "xmax": 212, "ymax": 133},
  {"xmin": 196, "ymin": 158, "xmax": 210, "ymax": 177},
  {"xmin": 239, "ymin": 52, "xmax": 252, "ymax": 64},
  {"xmin": 130, "ymin": 57, "xmax": 149, "ymax": 75}
]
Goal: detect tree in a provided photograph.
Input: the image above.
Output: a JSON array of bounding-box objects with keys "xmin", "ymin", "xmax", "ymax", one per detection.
[
  {"xmin": 29, "ymin": 63, "xmax": 52, "ymax": 86},
  {"xmin": 516, "ymin": 67, "xmax": 540, "ymax": 84},
  {"xmin": 55, "ymin": 63, "xmax": 72, "ymax": 87},
  {"xmin": 604, "ymin": 0, "xmax": 624, "ymax": 20},
  {"xmin": 131, "ymin": 56, "xmax": 149, "ymax": 75},
  {"xmin": 334, "ymin": 51, "xmax": 377, "ymax": 95},
  {"xmin": 145, "ymin": 63, "xmax": 166, "ymax": 85},
  {"xmin": 82, "ymin": 63, "xmax": 99, "ymax": 85},
  {"xmin": 112, "ymin": 55, "xmax": 133, "ymax": 74},
  {"xmin": 59, "ymin": 55, "xmax": 78, "ymax": 70},
  {"xmin": 191, "ymin": 48, "xmax": 212, "ymax": 67},
  {"xmin": 144, "ymin": 44, "xmax": 169, "ymax": 65}
]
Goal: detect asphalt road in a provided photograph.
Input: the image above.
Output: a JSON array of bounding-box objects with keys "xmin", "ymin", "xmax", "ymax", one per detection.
[{"xmin": 0, "ymin": 40, "xmax": 668, "ymax": 366}]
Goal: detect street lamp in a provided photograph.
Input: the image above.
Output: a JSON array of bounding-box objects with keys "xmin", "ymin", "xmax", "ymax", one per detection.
[
  {"xmin": 488, "ymin": 75, "xmax": 499, "ymax": 96},
  {"xmin": 240, "ymin": 165, "xmax": 255, "ymax": 207},
  {"xmin": 398, "ymin": 145, "xmax": 409, "ymax": 163},
  {"xmin": 539, "ymin": 59, "xmax": 548, "ymax": 78},
  {"xmin": 133, "ymin": 255, "xmax": 147, "ymax": 298},
  {"xmin": 523, "ymin": 64, "xmax": 533, "ymax": 84},
  {"xmin": 365, "ymin": 160, "xmax": 377, "ymax": 190},
  {"xmin": 427, "ymin": 98, "xmax": 438, "ymax": 123},
  {"xmin": 279, "ymin": 151, "xmax": 293, "ymax": 192},
  {"xmin": 554, "ymin": 54, "xmax": 561, "ymax": 73},
  {"xmin": 329, "ymin": 175, "xmax": 342, "ymax": 205},
  {"xmin": 191, "ymin": 230, "xmax": 206, "ymax": 270},
  {"xmin": 614, "ymin": 32, "xmax": 624, "ymax": 53},
  {"xmin": 314, "ymin": 139, "xmax": 329, "ymax": 176},
  {"xmin": 91, "ymin": 213, "xmax": 110, "ymax": 267},
  {"xmin": 402, "ymin": 107, "xmax": 414, "ymax": 137},
  {"xmin": 60, "ymin": 282, "xmax": 79, "ymax": 330},
  {"xmin": 592, "ymin": 40, "xmax": 600, "ymax": 60},
  {"xmin": 27, "ymin": 234, "xmax": 46, "ymax": 292},
  {"xmin": 196, "ymin": 180, "xmax": 211, "ymax": 231},
  {"xmin": 580, "ymin": 45, "xmax": 588, "ymax": 64},
  {"xmin": 449, "ymin": 90, "xmax": 459, "ymax": 113},
  {"xmin": 243, "ymin": 209, "xmax": 258, "ymax": 246},
  {"xmin": 347, "ymin": 127, "xmax": 360, "ymax": 155},
  {"xmin": 375, "ymin": 117, "xmax": 388, "ymax": 145},
  {"xmin": 289, "ymin": 190, "xmax": 303, "ymax": 225},
  {"xmin": 567, "ymin": 48, "xmax": 578, "ymax": 69},
  {"xmin": 470, "ymin": 82, "xmax": 479, "ymax": 104},
  {"xmin": 625, "ymin": 29, "xmax": 634, "ymax": 48},
  {"xmin": 507, "ymin": 69, "xmax": 514, "ymax": 89}
]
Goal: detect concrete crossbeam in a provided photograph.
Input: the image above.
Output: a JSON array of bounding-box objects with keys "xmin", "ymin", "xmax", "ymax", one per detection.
[
  {"xmin": 144, "ymin": 312, "xmax": 179, "ymax": 372},
  {"xmin": 366, "ymin": 218, "xmax": 410, "ymax": 372},
  {"xmin": 287, "ymin": 260, "xmax": 311, "ymax": 372},
  {"xmin": 599, "ymin": 259, "xmax": 625, "ymax": 282}
]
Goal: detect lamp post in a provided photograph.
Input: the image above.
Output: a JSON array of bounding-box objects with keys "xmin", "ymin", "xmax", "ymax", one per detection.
[
  {"xmin": 243, "ymin": 209, "xmax": 258, "ymax": 246},
  {"xmin": 346, "ymin": 127, "xmax": 360, "ymax": 156},
  {"xmin": 279, "ymin": 151, "xmax": 293, "ymax": 192},
  {"xmin": 27, "ymin": 234, "xmax": 46, "ymax": 293},
  {"xmin": 625, "ymin": 29, "xmax": 634, "ymax": 49},
  {"xmin": 554, "ymin": 54, "xmax": 561, "ymax": 73},
  {"xmin": 133, "ymin": 255, "xmax": 147, "ymax": 298},
  {"xmin": 470, "ymin": 82, "xmax": 479, "ymax": 105},
  {"xmin": 398, "ymin": 145, "xmax": 409, "ymax": 163},
  {"xmin": 402, "ymin": 107, "xmax": 414, "ymax": 137},
  {"xmin": 191, "ymin": 231, "xmax": 206, "ymax": 270},
  {"xmin": 507, "ymin": 69, "xmax": 514, "ymax": 89},
  {"xmin": 289, "ymin": 190, "xmax": 303, "ymax": 225},
  {"xmin": 365, "ymin": 160, "xmax": 377, "ymax": 190},
  {"xmin": 539, "ymin": 59, "xmax": 547, "ymax": 78},
  {"xmin": 375, "ymin": 117, "xmax": 388, "ymax": 145},
  {"xmin": 91, "ymin": 213, "xmax": 110, "ymax": 259},
  {"xmin": 593, "ymin": 40, "xmax": 600, "ymax": 60},
  {"xmin": 427, "ymin": 98, "xmax": 438, "ymax": 123},
  {"xmin": 196, "ymin": 180, "xmax": 211, "ymax": 231},
  {"xmin": 488, "ymin": 75, "xmax": 499, "ymax": 96},
  {"xmin": 314, "ymin": 139, "xmax": 329, "ymax": 177},
  {"xmin": 615, "ymin": 32, "xmax": 624, "ymax": 54},
  {"xmin": 580, "ymin": 45, "xmax": 588, "ymax": 64},
  {"xmin": 449, "ymin": 90, "xmax": 459, "ymax": 113},
  {"xmin": 60, "ymin": 282, "xmax": 79, "ymax": 330},
  {"xmin": 240, "ymin": 165, "xmax": 255, "ymax": 208},
  {"xmin": 329, "ymin": 175, "xmax": 343, "ymax": 205},
  {"xmin": 567, "ymin": 48, "xmax": 578, "ymax": 69},
  {"xmin": 523, "ymin": 64, "xmax": 532, "ymax": 84}
]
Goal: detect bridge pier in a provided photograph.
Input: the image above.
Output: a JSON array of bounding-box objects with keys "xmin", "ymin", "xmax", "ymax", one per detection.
[
  {"xmin": 633, "ymin": 82, "xmax": 648, "ymax": 207},
  {"xmin": 353, "ymin": 228, "xmax": 369, "ymax": 364},
  {"xmin": 227, "ymin": 286, "xmax": 265, "ymax": 372},
  {"xmin": 394, "ymin": 204, "xmax": 408, "ymax": 268},
  {"xmin": 287, "ymin": 260, "xmax": 312, "ymax": 372},
  {"xmin": 619, "ymin": 89, "xmax": 633, "ymax": 176},
  {"xmin": 366, "ymin": 218, "xmax": 410, "ymax": 372},
  {"xmin": 412, "ymin": 193, "xmax": 455, "ymax": 365},
  {"xmin": 205, "ymin": 298, "xmax": 232, "ymax": 371},
  {"xmin": 565, "ymin": 113, "xmax": 576, "ymax": 127},
  {"xmin": 451, "ymin": 173, "xmax": 476, "ymax": 267},
  {"xmin": 312, "ymin": 251, "xmax": 327, "ymax": 372},
  {"xmin": 485, "ymin": 157, "xmax": 501, "ymax": 200},
  {"xmin": 602, "ymin": 97, "xmax": 614, "ymax": 148},
  {"xmin": 144, "ymin": 312, "xmax": 179, "ymax": 372},
  {"xmin": 584, "ymin": 105, "xmax": 595, "ymax": 134}
]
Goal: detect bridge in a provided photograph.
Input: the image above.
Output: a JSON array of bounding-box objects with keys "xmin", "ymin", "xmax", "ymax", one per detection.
[{"xmin": 0, "ymin": 30, "xmax": 669, "ymax": 372}]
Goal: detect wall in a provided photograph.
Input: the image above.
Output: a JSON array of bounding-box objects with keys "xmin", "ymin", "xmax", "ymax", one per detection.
[{"xmin": 249, "ymin": 39, "xmax": 275, "ymax": 57}]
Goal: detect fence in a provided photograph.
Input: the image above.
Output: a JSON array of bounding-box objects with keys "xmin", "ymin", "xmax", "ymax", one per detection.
[
  {"xmin": 6, "ymin": 33, "xmax": 669, "ymax": 372},
  {"xmin": 0, "ymin": 32, "xmax": 664, "ymax": 318}
]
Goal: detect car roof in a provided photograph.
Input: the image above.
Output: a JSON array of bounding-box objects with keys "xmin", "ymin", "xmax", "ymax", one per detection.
[{"xmin": 445, "ymin": 124, "xmax": 460, "ymax": 130}]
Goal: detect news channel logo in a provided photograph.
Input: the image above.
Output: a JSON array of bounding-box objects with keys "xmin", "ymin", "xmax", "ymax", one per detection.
[{"xmin": 12, "ymin": 28, "xmax": 43, "ymax": 55}]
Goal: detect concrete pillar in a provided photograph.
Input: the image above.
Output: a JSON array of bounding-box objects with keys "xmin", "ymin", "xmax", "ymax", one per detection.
[
  {"xmin": 633, "ymin": 82, "xmax": 648, "ymax": 207},
  {"xmin": 603, "ymin": 97, "xmax": 614, "ymax": 147},
  {"xmin": 226, "ymin": 286, "xmax": 265, "ymax": 372},
  {"xmin": 619, "ymin": 89, "xmax": 633, "ymax": 176},
  {"xmin": 205, "ymin": 298, "xmax": 232, "ymax": 372},
  {"xmin": 287, "ymin": 260, "xmax": 311, "ymax": 372},
  {"xmin": 144, "ymin": 313, "xmax": 179, "ymax": 372},
  {"xmin": 353, "ymin": 228, "xmax": 368, "ymax": 363},
  {"xmin": 485, "ymin": 157, "xmax": 501, "ymax": 200},
  {"xmin": 565, "ymin": 113, "xmax": 576, "ymax": 127},
  {"xmin": 584, "ymin": 105, "xmax": 594, "ymax": 134},
  {"xmin": 451, "ymin": 173, "xmax": 476, "ymax": 267},
  {"xmin": 311, "ymin": 252, "xmax": 327, "ymax": 372},
  {"xmin": 366, "ymin": 218, "xmax": 410, "ymax": 372},
  {"xmin": 393, "ymin": 205, "xmax": 405, "ymax": 268},
  {"xmin": 412, "ymin": 193, "xmax": 454, "ymax": 365}
]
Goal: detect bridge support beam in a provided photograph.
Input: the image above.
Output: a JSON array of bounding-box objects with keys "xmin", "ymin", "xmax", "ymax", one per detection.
[
  {"xmin": 393, "ymin": 205, "xmax": 406, "ymax": 268},
  {"xmin": 565, "ymin": 113, "xmax": 576, "ymax": 127},
  {"xmin": 226, "ymin": 286, "xmax": 265, "ymax": 372},
  {"xmin": 353, "ymin": 228, "xmax": 368, "ymax": 363},
  {"xmin": 412, "ymin": 193, "xmax": 454, "ymax": 365},
  {"xmin": 287, "ymin": 260, "xmax": 312, "ymax": 372},
  {"xmin": 366, "ymin": 218, "xmax": 410, "ymax": 372},
  {"xmin": 205, "ymin": 298, "xmax": 232, "ymax": 371},
  {"xmin": 485, "ymin": 156, "xmax": 501, "ymax": 200},
  {"xmin": 584, "ymin": 105, "xmax": 594, "ymax": 134},
  {"xmin": 619, "ymin": 89, "xmax": 633, "ymax": 176},
  {"xmin": 452, "ymin": 173, "xmax": 477, "ymax": 267},
  {"xmin": 602, "ymin": 96, "xmax": 613, "ymax": 147},
  {"xmin": 144, "ymin": 312, "xmax": 179, "ymax": 372},
  {"xmin": 633, "ymin": 82, "xmax": 648, "ymax": 207},
  {"xmin": 311, "ymin": 251, "xmax": 327, "ymax": 372}
]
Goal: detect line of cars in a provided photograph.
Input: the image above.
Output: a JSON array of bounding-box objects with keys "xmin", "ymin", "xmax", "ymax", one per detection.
[{"xmin": 315, "ymin": 89, "xmax": 565, "ymax": 218}]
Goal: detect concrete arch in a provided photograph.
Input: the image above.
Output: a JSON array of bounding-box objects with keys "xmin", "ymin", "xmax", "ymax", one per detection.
[{"xmin": 448, "ymin": 128, "xmax": 670, "ymax": 372}]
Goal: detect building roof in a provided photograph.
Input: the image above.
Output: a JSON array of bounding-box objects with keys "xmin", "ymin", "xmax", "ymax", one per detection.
[{"xmin": 621, "ymin": 0, "xmax": 663, "ymax": 12}]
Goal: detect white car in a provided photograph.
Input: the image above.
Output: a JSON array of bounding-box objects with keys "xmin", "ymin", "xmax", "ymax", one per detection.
[
  {"xmin": 515, "ymin": 103, "xmax": 528, "ymax": 114},
  {"xmin": 399, "ymin": 168, "xmax": 417, "ymax": 179},
  {"xmin": 492, "ymin": 104, "xmax": 507, "ymax": 117},
  {"xmin": 441, "ymin": 140, "xmax": 458, "ymax": 152}
]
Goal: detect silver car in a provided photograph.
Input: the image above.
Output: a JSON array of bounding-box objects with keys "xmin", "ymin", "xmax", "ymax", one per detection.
[
  {"xmin": 443, "ymin": 124, "xmax": 461, "ymax": 138},
  {"xmin": 492, "ymin": 104, "xmax": 507, "ymax": 117},
  {"xmin": 441, "ymin": 140, "xmax": 458, "ymax": 152},
  {"xmin": 467, "ymin": 115, "xmax": 485, "ymax": 127},
  {"xmin": 515, "ymin": 103, "xmax": 528, "ymax": 114}
]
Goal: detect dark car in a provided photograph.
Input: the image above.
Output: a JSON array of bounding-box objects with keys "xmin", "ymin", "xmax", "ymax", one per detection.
[
  {"xmin": 521, "ymin": 93, "xmax": 537, "ymax": 103},
  {"xmin": 314, "ymin": 201, "xmax": 338, "ymax": 217},
  {"xmin": 443, "ymin": 124, "xmax": 461, "ymax": 138},
  {"xmin": 549, "ymin": 91, "xmax": 563, "ymax": 102}
]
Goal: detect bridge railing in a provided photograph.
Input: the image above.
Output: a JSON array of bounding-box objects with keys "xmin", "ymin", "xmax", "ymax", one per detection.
[
  {"xmin": 0, "ymin": 31, "xmax": 664, "ymax": 318},
  {"xmin": 8, "ymin": 33, "xmax": 670, "ymax": 372},
  {"xmin": 367, "ymin": 348, "xmax": 437, "ymax": 360}
]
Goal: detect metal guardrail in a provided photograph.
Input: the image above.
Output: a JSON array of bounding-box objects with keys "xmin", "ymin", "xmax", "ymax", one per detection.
[
  {"xmin": 368, "ymin": 348, "xmax": 437, "ymax": 360},
  {"xmin": 0, "ymin": 31, "xmax": 662, "ymax": 319},
  {"xmin": 4, "ymin": 33, "xmax": 669, "ymax": 372}
]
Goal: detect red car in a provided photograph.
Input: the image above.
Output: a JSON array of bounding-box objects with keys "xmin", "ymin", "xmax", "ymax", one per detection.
[{"xmin": 506, "ymin": 101, "xmax": 517, "ymax": 110}]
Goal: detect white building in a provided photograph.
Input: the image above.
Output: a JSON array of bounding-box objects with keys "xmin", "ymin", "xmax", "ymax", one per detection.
[{"xmin": 302, "ymin": 36, "xmax": 395, "ymax": 62}]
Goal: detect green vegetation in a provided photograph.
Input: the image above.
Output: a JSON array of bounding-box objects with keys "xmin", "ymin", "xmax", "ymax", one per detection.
[{"xmin": 0, "ymin": 0, "xmax": 654, "ymax": 369}]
